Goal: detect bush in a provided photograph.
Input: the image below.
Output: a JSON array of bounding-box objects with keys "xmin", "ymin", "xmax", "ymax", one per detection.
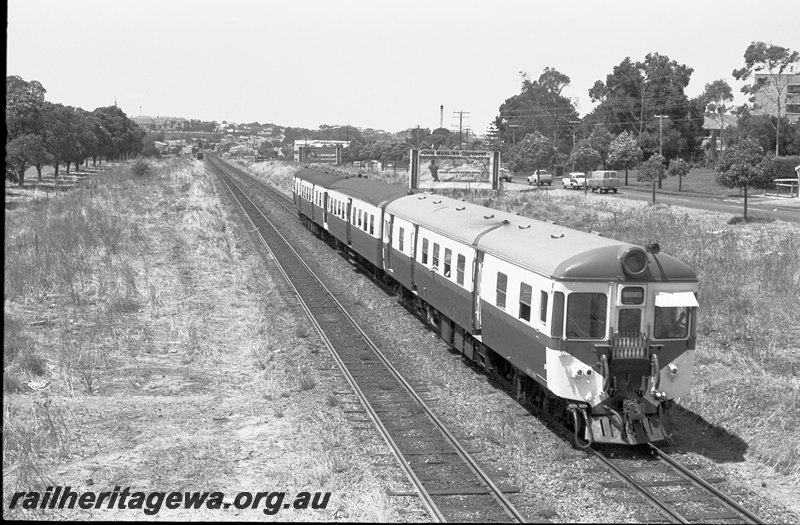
[
  {"xmin": 131, "ymin": 157, "xmax": 152, "ymax": 177},
  {"xmin": 771, "ymin": 155, "xmax": 800, "ymax": 179}
]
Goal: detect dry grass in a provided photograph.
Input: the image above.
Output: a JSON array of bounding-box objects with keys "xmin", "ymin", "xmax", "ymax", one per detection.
[{"xmin": 4, "ymin": 156, "xmax": 403, "ymax": 520}]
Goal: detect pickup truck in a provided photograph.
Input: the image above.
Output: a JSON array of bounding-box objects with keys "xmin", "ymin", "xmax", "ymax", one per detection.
[
  {"xmin": 562, "ymin": 172, "xmax": 586, "ymax": 189},
  {"xmin": 588, "ymin": 170, "xmax": 619, "ymax": 193},
  {"xmin": 526, "ymin": 170, "xmax": 553, "ymax": 186}
]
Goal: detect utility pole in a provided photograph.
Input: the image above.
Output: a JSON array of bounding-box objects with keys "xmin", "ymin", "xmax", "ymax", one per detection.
[
  {"xmin": 654, "ymin": 114, "xmax": 667, "ymax": 191},
  {"xmin": 453, "ymin": 110, "xmax": 469, "ymax": 149}
]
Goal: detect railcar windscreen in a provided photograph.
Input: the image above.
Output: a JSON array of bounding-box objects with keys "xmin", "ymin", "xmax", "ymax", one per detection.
[
  {"xmin": 654, "ymin": 306, "xmax": 689, "ymax": 339},
  {"xmin": 566, "ymin": 293, "xmax": 607, "ymax": 339}
]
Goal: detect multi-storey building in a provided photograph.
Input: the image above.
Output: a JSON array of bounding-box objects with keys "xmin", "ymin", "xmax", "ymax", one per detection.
[{"xmin": 752, "ymin": 73, "xmax": 800, "ymax": 124}]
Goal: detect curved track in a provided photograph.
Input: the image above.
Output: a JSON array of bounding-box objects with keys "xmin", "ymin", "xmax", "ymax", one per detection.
[{"xmin": 209, "ymin": 157, "xmax": 527, "ymax": 523}]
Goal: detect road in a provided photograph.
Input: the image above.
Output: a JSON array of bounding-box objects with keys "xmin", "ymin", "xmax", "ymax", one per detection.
[{"xmin": 505, "ymin": 176, "xmax": 800, "ymax": 224}]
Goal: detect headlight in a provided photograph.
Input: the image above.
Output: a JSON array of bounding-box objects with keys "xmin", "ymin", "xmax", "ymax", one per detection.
[{"xmin": 619, "ymin": 247, "xmax": 648, "ymax": 276}]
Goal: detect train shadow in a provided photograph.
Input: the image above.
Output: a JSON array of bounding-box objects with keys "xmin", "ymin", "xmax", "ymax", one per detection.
[{"xmin": 660, "ymin": 405, "xmax": 749, "ymax": 463}]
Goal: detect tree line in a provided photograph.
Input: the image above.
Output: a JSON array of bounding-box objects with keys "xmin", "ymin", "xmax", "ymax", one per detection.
[
  {"xmin": 496, "ymin": 42, "xmax": 799, "ymax": 179},
  {"xmin": 6, "ymin": 75, "xmax": 146, "ymax": 186}
]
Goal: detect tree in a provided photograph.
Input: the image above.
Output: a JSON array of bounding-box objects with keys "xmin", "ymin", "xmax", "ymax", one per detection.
[
  {"xmin": 588, "ymin": 123, "xmax": 613, "ymax": 167},
  {"xmin": 701, "ymin": 79, "xmax": 734, "ymax": 154},
  {"xmin": 716, "ymin": 138, "xmax": 774, "ymax": 218},
  {"xmin": 733, "ymin": 41, "xmax": 800, "ymax": 155},
  {"xmin": 607, "ymin": 131, "xmax": 642, "ymax": 185},
  {"xmin": 667, "ymin": 158, "xmax": 691, "ymax": 191},
  {"xmin": 6, "ymin": 75, "xmax": 46, "ymax": 141},
  {"xmin": 495, "ymin": 68, "xmax": 578, "ymax": 154},
  {"xmin": 6, "ymin": 134, "xmax": 50, "ymax": 186},
  {"xmin": 568, "ymin": 140, "xmax": 601, "ymax": 172},
  {"xmin": 507, "ymin": 131, "xmax": 558, "ymax": 174},
  {"xmin": 587, "ymin": 53, "xmax": 697, "ymax": 158},
  {"xmin": 638, "ymin": 153, "xmax": 666, "ymax": 204}
]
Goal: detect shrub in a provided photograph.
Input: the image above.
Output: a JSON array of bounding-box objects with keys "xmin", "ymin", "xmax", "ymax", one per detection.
[
  {"xmin": 771, "ymin": 155, "xmax": 800, "ymax": 179},
  {"xmin": 131, "ymin": 157, "xmax": 152, "ymax": 177}
]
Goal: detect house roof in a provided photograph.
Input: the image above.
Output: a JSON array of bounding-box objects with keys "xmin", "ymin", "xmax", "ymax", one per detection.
[{"xmin": 702, "ymin": 114, "xmax": 738, "ymax": 130}]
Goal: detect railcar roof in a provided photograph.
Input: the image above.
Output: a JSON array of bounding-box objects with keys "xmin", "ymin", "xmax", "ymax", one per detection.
[
  {"xmin": 387, "ymin": 193, "xmax": 696, "ymax": 282},
  {"xmin": 295, "ymin": 168, "xmax": 350, "ymax": 188},
  {"xmin": 329, "ymin": 177, "xmax": 411, "ymax": 207}
]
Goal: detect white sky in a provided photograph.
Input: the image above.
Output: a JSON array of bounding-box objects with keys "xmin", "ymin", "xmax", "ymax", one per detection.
[{"xmin": 7, "ymin": 0, "xmax": 800, "ymax": 134}]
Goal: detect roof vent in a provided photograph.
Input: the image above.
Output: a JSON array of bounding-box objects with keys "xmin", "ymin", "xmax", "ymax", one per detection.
[
  {"xmin": 519, "ymin": 224, "xmax": 531, "ymax": 229},
  {"xmin": 484, "ymin": 214, "xmax": 495, "ymax": 219},
  {"xmin": 591, "ymin": 230, "xmax": 603, "ymax": 236},
  {"xmin": 418, "ymin": 195, "xmax": 427, "ymax": 200},
  {"xmin": 456, "ymin": 206, "xmax": 466, "ymax": 211},
  {"xmin": 550, "ymin": 233, "xmax": 564, "ymax": 239},
  {"xmin": 433, "ymin": 199, "xmax": 442, "ymax": 204},
  {"xmin": 546, "ymin": 219, "xmax": 556, "ymax": 224}
]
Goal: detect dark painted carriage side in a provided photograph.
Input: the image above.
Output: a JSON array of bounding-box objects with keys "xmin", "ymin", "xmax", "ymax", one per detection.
[
  {"xmin": 293, "ymin": 168, "xmax": 349, "ymax": 231},
  {"xmin": 384, "ymin": 194, "xmax": 507, "ymax": 333},
  {"xmin": 327, "ymin": 178, "xmax": 410, "ymax": 268}
]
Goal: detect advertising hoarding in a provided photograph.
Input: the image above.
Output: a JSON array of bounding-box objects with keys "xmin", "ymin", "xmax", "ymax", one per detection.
[
  {"xmin": 408, "ymin": 149, "xmax": 499, "ymax": 190},
  {"xmin": 297, "ymin": 145, "xmax": 342, "ymax": 165}
]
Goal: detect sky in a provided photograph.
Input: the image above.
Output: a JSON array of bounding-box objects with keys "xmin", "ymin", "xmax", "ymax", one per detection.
[{"xmin": 7, "ymin": 0, "xmax": 800, "ymax": 135}]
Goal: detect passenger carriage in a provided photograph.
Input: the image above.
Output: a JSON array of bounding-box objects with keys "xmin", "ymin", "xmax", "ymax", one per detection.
[
  {"xmin": 293, "ymin": 168, "xmax": 348, "ymax": 234},
  {"xmin": 326, "ymin": 178, "xmax": 409, "ymax": 268}
]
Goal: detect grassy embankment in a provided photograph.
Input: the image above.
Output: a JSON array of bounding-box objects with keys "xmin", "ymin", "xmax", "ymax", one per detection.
[
  {"xmin": 250, "ymin": 159, "xmax": 799, "ymax": 484},
  {"xmin": 3, "ymin": 158, "xmax": 398, "ymax": 520}
]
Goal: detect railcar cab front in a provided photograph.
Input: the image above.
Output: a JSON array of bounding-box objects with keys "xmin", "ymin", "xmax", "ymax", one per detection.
[{"xmin": 551, "ymin": 244, "xmax": 699, "ymax": 445}]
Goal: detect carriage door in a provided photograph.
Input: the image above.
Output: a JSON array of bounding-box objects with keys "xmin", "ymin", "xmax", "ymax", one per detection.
[
  {"xmin": 345, "ymin": 199, "xmax": 352, "ymax": 245},
  {"xmin": 471, "ymin": 251, "xmax": 485, "ymax": 332},
  {"xmin": 322, "ymin": 192, "xmax": 329, "ymax": 229},
  {"xmin": 383, "ymin": 214, "xmax": 393, "ymax": 271}
]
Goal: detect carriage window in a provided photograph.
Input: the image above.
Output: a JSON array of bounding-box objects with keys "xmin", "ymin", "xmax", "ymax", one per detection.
[
  {"xmin": 566, "ymin": 293, "xmax": 607, "ymax": 339},
  {"xmin": 369, "ymin": 215, "xmax": 374, "ymax": 235},
  {"xmin": 444, "ymin": 249, "xmax": 452, "ymax": 278},
  {"xmin": 422, "ymin": 238, "xmax": 429, "ymax": 264},
  {"xmin": 496, "ymin": 272, "xmax": 508, "ymax": 309},
  {"xmin": 398, "ymin": 227, "xmax": 405, "ymax": 252},
  {"xmin": 456, "ymin": 254, "xmax": 465, "ymax": 285},
  {"xmin": 540, "ymin": 291, "xmax": 548, "ymax": 322},
  {"xmin": 519, "ymin": 283, "xmax": 532, "ymax": 322},
  {"xmin": 618, "ymin": 309, "xmax": 641, "ymax": 334},
  {"xmin": 654, "ymin": 307, "xmax": 689, "ymax": 339},
  {"xmin": 432, "ymin": 243, "xmax": 440, "ymax": 268}
]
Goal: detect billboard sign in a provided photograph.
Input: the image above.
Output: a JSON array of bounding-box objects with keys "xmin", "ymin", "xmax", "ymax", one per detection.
[
  {"xmin": 408, "ymin": 149, "xmax": 499, "ymax": 190},
  {"xmin": 298, "ymin": 145, "xmax": 342, "ymax": 165}
]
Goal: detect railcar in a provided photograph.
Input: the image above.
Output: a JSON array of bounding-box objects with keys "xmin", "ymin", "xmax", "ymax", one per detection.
[{"xmin": 293, "ymin": 168, "xmax": 699, "ymax": 445}]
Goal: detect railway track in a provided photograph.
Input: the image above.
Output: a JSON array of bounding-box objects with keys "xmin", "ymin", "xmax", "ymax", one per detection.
[
  {"xmin": 532, "ymin": 405, "xmax": 765, "ymax": 524},
  {"xmin": 209, "ymin": 157, "xmax": 527, "ymax": 523}
]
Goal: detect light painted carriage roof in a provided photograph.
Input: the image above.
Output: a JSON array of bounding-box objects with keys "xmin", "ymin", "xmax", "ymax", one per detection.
[
  {"xmin": 387, "ymin": 193, "xmax": 696, "ymax": 282},
  {"xmin": 294, "ymin": 168, "xmax": 350, "ymax": 187},
  {"xmin": 329, "ymin": 177, "xmax": 411, "ymax": 207}
]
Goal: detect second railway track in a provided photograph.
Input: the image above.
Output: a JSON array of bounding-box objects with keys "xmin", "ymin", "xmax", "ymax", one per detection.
[{"xmin": 209, "ymin": 157, "xmax": 527, "ymax": 523}]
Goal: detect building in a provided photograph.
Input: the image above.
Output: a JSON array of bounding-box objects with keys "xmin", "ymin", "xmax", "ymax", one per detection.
[
  {"xmin": 752, "ymin": 73, "xmax": 800, "ymax": 124},
  {"xmin": 131, "ymin": 115, "xmax": 156, "ymax": 131},
  {"xmin": 701, "ymin": 113, "xmax": 738, "ymax": 154}
]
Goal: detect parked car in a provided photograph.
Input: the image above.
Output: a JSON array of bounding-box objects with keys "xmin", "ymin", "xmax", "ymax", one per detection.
[
  {"xmin": 588, "ymin": 170, "xmax": 619, "ymax": 193},
  {"xmin": 499, "ymin": 168, "xmax": 513, "ymax": 182},
  {"xmin": 527, "ymin": 170, "xmax": 553, "ymax": 186},
  {"xmin": 562, "ymin": 172, "xmax": 586, "ymax": 189}
]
